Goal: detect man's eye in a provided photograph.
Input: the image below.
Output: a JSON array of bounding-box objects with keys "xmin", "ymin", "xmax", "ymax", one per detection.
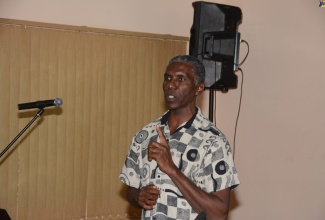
[
  {"xmin": 178, "ymin": 77, "xmax": 185, "ymax": 82},
  {"xmin": 165, "ymin": 76, "xmax": 171, "ymax": 81}
]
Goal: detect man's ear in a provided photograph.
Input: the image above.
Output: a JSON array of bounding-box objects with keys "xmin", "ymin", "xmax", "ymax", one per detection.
[{"xmin": 196, "ymin": 83, "xmax": 205, "ymax": 95}]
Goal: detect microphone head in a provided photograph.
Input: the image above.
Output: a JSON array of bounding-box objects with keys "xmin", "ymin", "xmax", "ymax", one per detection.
[{"xmin": 54, "ymin": 98, "xmax": 63, "ymax": 107}]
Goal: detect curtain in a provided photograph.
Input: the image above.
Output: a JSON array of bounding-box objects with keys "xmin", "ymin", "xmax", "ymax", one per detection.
[{"xmin": 0, "ymin": 18, "xmax": 187, "ymax": 220}]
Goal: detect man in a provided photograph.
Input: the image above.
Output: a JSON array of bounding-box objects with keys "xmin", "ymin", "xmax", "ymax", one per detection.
[{"xmin": 119, "ymin": 55, "xmax": 239, "ymax": 220}]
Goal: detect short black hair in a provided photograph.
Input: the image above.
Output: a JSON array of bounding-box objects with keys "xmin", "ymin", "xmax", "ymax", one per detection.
[{"xmin": 167, "ymin": 55, "xmax": 205, "ymax": 85}]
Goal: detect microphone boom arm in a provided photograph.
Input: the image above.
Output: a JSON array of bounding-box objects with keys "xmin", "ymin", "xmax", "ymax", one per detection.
[{"xmin": 0, "ymin": 108, "xmax": 45, "ymax": 159}]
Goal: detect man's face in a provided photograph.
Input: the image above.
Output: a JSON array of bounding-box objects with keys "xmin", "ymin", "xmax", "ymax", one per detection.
[{"xmin": 163, "ymin": 62, "xmax": 203, "ymax": 111}]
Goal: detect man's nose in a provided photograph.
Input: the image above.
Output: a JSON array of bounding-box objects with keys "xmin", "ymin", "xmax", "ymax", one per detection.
[{"xmin": 168, "ymin": 79, "xmax": 178, "ymax": 89}]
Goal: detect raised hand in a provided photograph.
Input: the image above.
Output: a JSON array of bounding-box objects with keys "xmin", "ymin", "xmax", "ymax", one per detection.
[{"xmin": 147, "ymin": 125, "xmax": 178, "ymax": 174}]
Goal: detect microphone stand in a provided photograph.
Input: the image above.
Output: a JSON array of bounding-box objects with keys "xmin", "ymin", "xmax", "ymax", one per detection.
[{"xmin": 0, "ymin": 108, "xmax": 44, "ymax": 158}]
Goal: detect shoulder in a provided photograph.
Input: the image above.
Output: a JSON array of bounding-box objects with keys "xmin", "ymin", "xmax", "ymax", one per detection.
[{"xmin": 194, "ymin": 108, "xmax": 226, "ymax": 138}]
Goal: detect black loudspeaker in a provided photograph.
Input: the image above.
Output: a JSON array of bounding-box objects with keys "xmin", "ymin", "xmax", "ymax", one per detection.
[
  {"xmin": 0, "ymin": 209, "xmax": 11, "ymax": 220},
  {"xmin": 189, "ymin": 1, "xmax": 242, "ymax": 91}
]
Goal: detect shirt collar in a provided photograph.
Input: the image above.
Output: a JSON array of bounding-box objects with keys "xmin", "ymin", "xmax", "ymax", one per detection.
[{"xmin": 160, "ymin": 107, "xmax": 199, "ymax": 129}]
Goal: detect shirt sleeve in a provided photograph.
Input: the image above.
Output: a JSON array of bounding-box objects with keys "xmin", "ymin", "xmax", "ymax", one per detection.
[
  {"xmin": 119, "ymin": 127, "xmax": 154, "ymax": 189},
  {"xmin": 119, "ymin": 135, "xmax": 142, "ymax": 189},
  {"xmin": 202, "ymin": 134, "xmax": 240, "ymax": 193}
]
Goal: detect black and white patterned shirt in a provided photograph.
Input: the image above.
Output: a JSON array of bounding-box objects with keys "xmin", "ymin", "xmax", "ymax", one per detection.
[{"xmin": 119, "ymin": 107, "xmax": 240, "ymax": 220}]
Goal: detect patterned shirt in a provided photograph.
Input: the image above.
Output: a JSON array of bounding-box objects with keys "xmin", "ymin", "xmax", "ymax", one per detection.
[{"xmin": 119, "ymin": 107, "xmax": 240, "ymax": 220}]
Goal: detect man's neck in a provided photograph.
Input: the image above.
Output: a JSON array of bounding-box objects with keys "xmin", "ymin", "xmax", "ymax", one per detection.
[{"xmin": 167, "ymin": 107, "xmax": 197, "ymax": 134}]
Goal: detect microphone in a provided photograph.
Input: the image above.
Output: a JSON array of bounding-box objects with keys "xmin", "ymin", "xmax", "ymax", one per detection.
[{"xmin": 18, "ymin": 98, "xmax": 63, "ymax": 110}]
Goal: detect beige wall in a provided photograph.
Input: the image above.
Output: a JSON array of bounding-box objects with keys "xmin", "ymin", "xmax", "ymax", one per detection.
[{"xmin": 1, "ymin": 0, "xmax": 325, "ymax": 219}]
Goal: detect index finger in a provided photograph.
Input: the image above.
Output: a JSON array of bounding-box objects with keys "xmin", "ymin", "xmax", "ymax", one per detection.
[{"xmin": 156, "ymin": 125, "xmax": 167, "ymax": 145}]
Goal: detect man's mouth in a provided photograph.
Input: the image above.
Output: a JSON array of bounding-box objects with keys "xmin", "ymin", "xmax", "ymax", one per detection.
[{"xmin": 165, "ymin": 94, "xmax": 176, "ymax": 101}]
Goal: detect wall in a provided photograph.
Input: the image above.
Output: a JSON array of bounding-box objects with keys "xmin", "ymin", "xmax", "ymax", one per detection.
[{"xmin": 1, "ymin": 0, "xmax": 325, "ymax": 219}]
